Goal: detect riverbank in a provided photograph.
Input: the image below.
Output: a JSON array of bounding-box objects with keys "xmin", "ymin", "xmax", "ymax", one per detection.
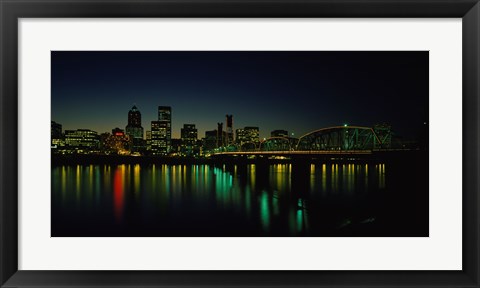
[{"xmin": 51, "ymin": 150, "xmax": 427, "ymax": 166}]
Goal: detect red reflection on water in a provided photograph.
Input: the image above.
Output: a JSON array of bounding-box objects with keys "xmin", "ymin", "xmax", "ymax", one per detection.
[{"xmin": 113, "ymin": 167, "xmax": 124, "ymax": 221}]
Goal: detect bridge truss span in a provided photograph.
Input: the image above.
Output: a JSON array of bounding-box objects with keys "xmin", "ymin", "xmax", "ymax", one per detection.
[
  {"xmin": 259, "ymin": 136, "xmax": 294, "ymax": 151},
  {"xmin": 296, "ymin": 126, "xmax": 389, "ymax": 151}
]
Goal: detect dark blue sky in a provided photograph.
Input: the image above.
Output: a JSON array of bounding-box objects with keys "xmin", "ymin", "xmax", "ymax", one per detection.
[{"xmin": 51, "ymin": 51, "xmax": 428, "ymax": 139}]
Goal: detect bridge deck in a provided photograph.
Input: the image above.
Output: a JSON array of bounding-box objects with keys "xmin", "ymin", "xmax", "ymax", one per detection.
[
  {"xmin": 211, "ymin": 150, "xmax": 373, "ymax": 156},
  {"xmin": 210, "ymin": 149, "xmax": 416, "ymax": 157}
]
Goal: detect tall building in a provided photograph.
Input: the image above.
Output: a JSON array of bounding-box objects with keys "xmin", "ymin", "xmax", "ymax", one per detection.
[
  {"xmin": 51, "ymin": 121, "xmax": 62, "ymax": 139},
  {"xmin": 151, "ymin": 121, "xmax": 164, "ymax": 155},
  {"xmin": 125, "ymin": 105, "xmax": 144, "ymax": 152},
  {"xmin": 203, "ymin": 130, "xmax": 218, "ymax": 152},
  {"xmin": 271, "ymin": 130, "xmax": 289, "ymax": 138},
  {"xmin": 236, "ymin": 127, "xmax": 260, "ymax": 144},
  {"xmin": 51, "ymin": 121, "xmax": 64, "ymax": 149},
  {"xmin": 64, "ymin": 129, "xmax": 99, "ymax": 151},
  {"xmin": 225, "ymin": 114, "xmax": 233, "ymax": 146},
  {"xmin": 216, "ymin": 122, "xmax": 224, "ymax": 148},
  {"xmin": 157, "ymin": 106, "xmax": 172, "ymax": 154},
  {"xmin": 181, "ymin": 124, "xmax": 198, "ymax": 156}
]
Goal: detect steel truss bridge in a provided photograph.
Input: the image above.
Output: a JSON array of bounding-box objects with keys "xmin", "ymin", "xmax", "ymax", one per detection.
[{"xmin": 209, "ymin": 125, "xmax": 397, "ymax": 156}]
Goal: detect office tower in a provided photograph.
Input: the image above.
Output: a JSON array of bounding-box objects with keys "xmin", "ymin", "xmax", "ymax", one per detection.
[
  {"xmin": 64, "ymin": 129, "xmax": 99, "ymax": 150},
  {"xmin": 51, "ymin": 121, "xmax": 64, "ymax": 149},
  {"xmin": 271, "ymin": 130, "xmax": 289, "ymax": 138},
  {"xmin": 51, "ymin": 121, "xmax": 62, "ymax": 139},
  {"xmin": 181, "ymin": 124, "xmax": 198, "ymax": 156},
  {"xmin": 216, "ymin": 122, "xmax": 224, "ymax": 148},
  {"xmin": 151, "ymin": 121, "xmax": 164, "ymax": 155},
  {"xmin": 225, "ymin": 114, "xmax": 233, "ymax": 146},
  {"xmin": 204, "ymin": 130, "xmax": 217, "ymax": 152},
  {"xmin": 157, "ymin": 106, "xmax": 172, "ymax": 154},
  {"xmin": 236, "ymin": 127, "xmax": 260, "ymax": 144},
  {"xmin": 125, "ymin": 105, "xmax": 144, "ymax": 152}
]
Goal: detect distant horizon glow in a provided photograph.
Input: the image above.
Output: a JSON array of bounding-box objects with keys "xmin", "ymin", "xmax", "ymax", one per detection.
[{"xmin": 52, "ymin": 51, "xmax": 428, "ymax": 140}]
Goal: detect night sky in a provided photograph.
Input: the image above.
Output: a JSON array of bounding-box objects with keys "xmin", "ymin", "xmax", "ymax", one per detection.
[{"xmin": 51, "ymin": 51, "xmax": 428, "ymax": 140}]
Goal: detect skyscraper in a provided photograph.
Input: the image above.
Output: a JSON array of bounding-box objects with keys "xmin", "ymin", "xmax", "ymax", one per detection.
[
  {"xmin": 216, "ymin": 122, "xmax": 224, "ymax": 148},
  {"xmin": 236, "ymin": 127, "xmax": 260, "ymax": 144},
  {"xmin": 51, "ymin": 121, "xmax": 64, "ymax": 149},
  {"xmin": 125, "ymin": 105, "xmax": 144, "ymax": 152},
  {"xmin": 181, "ymin": 124, "xmax": 198, "ymax": 156},
  {"xmin": 203, "ymin": 130, "xmax": 217, "ymax": 152},
  {"xmin": 51, "ymin": 121, "xmax": 62, "ymax": 140},
  {"xmin": 225, "ymin": 114, "xmax": 233, "ymax": 146},
  {"xmin": 155, "ymin": 106, "xmax": 172, "ymax": 155},
  {"xmin": 150, "ymin": 121, "xmax": 163, "ymax": 155}
]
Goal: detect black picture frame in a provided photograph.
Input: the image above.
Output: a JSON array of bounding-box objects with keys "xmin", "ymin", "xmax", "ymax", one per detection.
[{"xmin": 1, "ymin": 0, "xmax": 479, "ymax": 287}]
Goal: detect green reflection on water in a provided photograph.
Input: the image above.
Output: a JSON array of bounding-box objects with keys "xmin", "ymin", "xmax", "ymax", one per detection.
[
  {"xmin": 260, "ymin": 191, "xmax": 270, "ymax": 232},
  {"xmin": 52, "ymin": 161, "xmax": 388, "ymax": 236}
]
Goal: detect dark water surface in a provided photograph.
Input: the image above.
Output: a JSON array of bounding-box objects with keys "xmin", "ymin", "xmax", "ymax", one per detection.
[{"xmin": 52, "ymin": 159, "xmax": 428, "ymax": 237}]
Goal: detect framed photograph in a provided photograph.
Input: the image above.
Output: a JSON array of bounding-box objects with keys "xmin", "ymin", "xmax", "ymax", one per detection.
[{"xmin": 1, "ymin": 0, "xmax": 479, "ymax": 287}]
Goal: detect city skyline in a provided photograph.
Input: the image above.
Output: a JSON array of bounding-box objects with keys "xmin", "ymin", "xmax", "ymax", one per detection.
[{"xmin": 52, "ymin": 51, "xmax": 428, "ymax": 140}]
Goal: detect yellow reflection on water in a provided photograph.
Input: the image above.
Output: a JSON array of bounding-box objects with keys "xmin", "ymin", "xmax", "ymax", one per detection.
[
  {"xmin": 273, "ymin": 164, "xmax": 289, "ymax": 193},
  {"xmin": 346, "ymin": 164, "xmax": 355, "ymax": 194},
  {"xmin": 95, "ymin": 166, "xmax": 101, "ymax": 203},
  {"xmin": 61, "ymin": 166, "xmax": 67, "ymax": 202},
  {"xmin": 249, "ymin": 164, "xmax": 256, "ymax": 188},
  {"xmin": 310, "ymin": 164, "xmax": 315, "ymax": 192},
  {"xmin": 378, "ymin": 163, "xmax": 385, "ymax": 189},
  {"xmin": 134, "ymin": 164, "xmax": 140, "ymax": 196},
  {"xmin": 88, "ymin": 165, "xmax": 94, "ymax": 199},
  {"xmin": 322, "ymin": 164, "xmax": 327, "ymax": 193},
  {"xmin": 152, "ymin": 164, "xmax": 157, "ymax": 191},
  {"xmin": 76, "ymin": 165, "xmax": 81, "ymax": 201}
]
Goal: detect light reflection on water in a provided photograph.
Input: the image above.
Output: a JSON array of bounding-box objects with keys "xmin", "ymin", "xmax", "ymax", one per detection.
[{"xmin": 52, "ymin": 163, "xmax": 391, "ymax": 237}]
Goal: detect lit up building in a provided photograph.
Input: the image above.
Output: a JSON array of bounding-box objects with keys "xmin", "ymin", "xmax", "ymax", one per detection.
[
  {"xmin": 51, "ymin": 121, "xmax": 64, "ymax": 149},
  {"xmin": 225, "ymin": 115, "xmax": 234, "ymax": 146},
  {"xmin": 64, "ymin": 129, "xmax": 99, "ymax": 151},
  {"xmin": 271, "ymin": 129, "xmax": 289, "ymax": 138},
  {"xmin": 156, "ymin": 106, "xmax": 172, "ymax": 154},
  {"xmin": 101, "ymin": 128, "xmax": 130, "ymax": 155},
  {"xmin": 151, "ymin": 119, "xmax": 171, "ymax": 156},
  {"xmin": 125, "ymin": 105, "xmax": 144, "ymax": 152},
  {"xmin": 180, "ymin": 124, "xmax": 198, "ymax": 156},
  {"xmin": 151, "ymin": 121, "xmax": 163, "ymax": 155},
  {"xmin": 236, "ymin": 126, "xmax": 260, "ymax": 144}
]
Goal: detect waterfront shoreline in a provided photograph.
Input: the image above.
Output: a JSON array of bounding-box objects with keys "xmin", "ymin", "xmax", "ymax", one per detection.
[{"xmin": 51, "ymin": 150, "xmax": 426, "ymax": 166}]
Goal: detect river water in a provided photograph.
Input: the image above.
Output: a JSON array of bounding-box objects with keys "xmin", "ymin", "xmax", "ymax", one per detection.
[{"xmin": 51, "ymin": 160, "xmax": 428, "ymax": 237}]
